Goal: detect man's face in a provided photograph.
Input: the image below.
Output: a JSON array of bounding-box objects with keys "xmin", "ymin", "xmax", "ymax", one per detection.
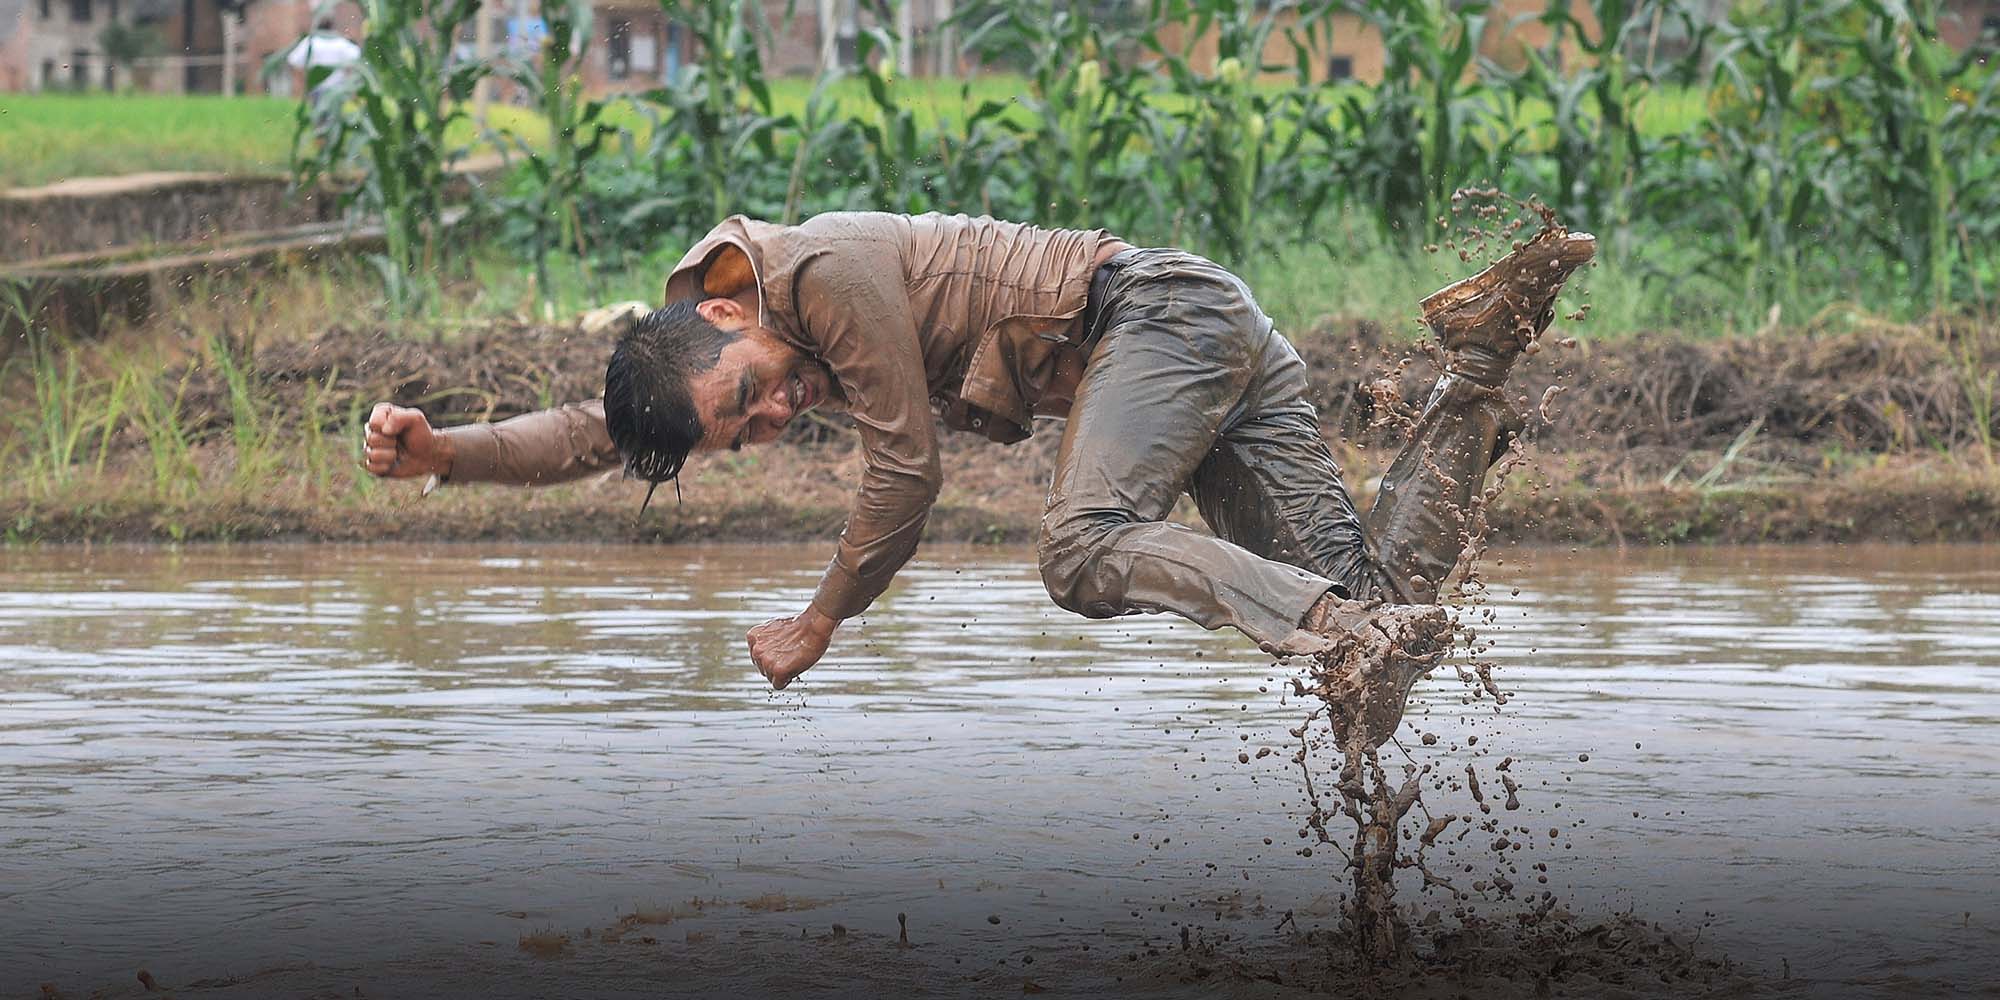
[{"xmin": 688, "ymin": 298, "xmax": 836, "ymax": 453}]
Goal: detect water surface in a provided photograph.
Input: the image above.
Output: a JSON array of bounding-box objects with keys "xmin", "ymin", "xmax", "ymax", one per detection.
[{"xmin": 1, "ymin": 543, "xmax": 1996, "ymax": 997}]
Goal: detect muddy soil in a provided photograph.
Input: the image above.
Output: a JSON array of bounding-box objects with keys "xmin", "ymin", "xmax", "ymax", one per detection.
[{"xmin": 5, "ymin": 298, "xmax": 1998, "ymax": 547}]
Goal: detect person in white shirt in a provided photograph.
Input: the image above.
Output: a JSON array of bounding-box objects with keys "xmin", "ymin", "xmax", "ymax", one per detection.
[{"xmin": 286, "ymin": 19, "xmax": 361, "ymax": 111}]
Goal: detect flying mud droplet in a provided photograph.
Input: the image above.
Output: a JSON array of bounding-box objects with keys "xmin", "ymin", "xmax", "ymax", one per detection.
[{"xmin": 1538, "ymin": 385, "xmax": 1564, "ymax": 423}]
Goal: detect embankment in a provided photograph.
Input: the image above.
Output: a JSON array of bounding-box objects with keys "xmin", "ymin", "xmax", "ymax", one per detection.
[{"xmin": 4, "ymin": 317, "xmax": 1996, "ymax": 546}]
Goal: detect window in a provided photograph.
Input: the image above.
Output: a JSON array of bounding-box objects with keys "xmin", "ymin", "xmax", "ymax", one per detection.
[
  {"xmin": 1327, "ymin": 55, "xmax": 1353, "ymax": 81},
  {"xmin": 71, "ymin": 50, "xmax": 89, "ymax": 86},
  {"xmin": 41, "ymin": 59, "xmax": 56, "ymax": 87},
  {"xmin": 104, "ymin": 61, "xmax": 115, "ymax": 90},
  {"xmin": 607, "ymin": 17, "xmax": 632, "ymax": 80},
  {"xmin": 69, "ymin": 0, "xmax": 90, "ymax": 23},
  {"xmin": 39, "ymin": 0, "xmax": 50, "ymax": 20}
]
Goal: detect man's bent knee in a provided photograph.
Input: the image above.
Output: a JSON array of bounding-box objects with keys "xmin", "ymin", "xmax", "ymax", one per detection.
[{"xmin": 1038, "ymin": 505, "xmax": 1135, "ymax": 619}]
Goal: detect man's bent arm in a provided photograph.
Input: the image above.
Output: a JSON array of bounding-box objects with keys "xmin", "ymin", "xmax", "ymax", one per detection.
[
  {"xmin": 440, "ymin": 399, "xmax": 622, "ymax": 486},
  {"xmin": 794, "ymin": 244, "xmax": 943, "ymax": 622}
]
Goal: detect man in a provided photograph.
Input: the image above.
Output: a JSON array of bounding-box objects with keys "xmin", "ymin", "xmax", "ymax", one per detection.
[{"xmin": 364, "ymin": 212, "xmax": 1593, "ymax": 748}]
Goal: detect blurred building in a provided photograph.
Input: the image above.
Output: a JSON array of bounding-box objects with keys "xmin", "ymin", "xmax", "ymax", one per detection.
[
  {"xmin": 0, "ymin": 0, "xmax": 196, "ymax": 91},
  {"xmin": 2, "ymin": 0, "xmax": 1996, "ymax": 96},
  {"xmin": 1944, "ymin": 0, "xmax": 2000, "ymax": 49}
]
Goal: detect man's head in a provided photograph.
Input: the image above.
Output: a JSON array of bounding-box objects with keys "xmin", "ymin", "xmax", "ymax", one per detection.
[
  {"xmin": 602, "ymin": 298, "xmax": 834, "ymax": 486},
  {"xmin": 316, "ymin": 18, "xmax": 336, "ymax": 31}
]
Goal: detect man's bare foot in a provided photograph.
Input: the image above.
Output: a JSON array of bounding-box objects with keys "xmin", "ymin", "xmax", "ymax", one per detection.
[
  {"xmin": 1303, "ymin": 596, "xmax": 1450, "ymax": 750},
  {"xmin": 1421, "ymin": 227, "xmax": 1597, "ymax": 360}
]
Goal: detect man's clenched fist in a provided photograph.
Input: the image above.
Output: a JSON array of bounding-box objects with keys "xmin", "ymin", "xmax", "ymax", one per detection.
[
  {"xmin": 363, "ymin": 403, "xmax": 455, "ymax": 479},
  {"xmin": 747, "ymin": 606, "xmax": 839, "ymax": 690}
]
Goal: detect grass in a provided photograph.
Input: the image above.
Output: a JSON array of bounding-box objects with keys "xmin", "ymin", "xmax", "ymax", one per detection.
[
  {"xmin": 0, "ymin": 94, "xmax": 301, "ymax": 186},
  {"xmin": 1, "ymin": 77, "xmax": 1710, "ymax": 189}
]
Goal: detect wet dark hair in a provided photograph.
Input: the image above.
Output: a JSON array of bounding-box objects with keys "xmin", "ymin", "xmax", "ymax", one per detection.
[{"xmin": 602, "ymin": 300, "xmax": 741, "ymax": 487}]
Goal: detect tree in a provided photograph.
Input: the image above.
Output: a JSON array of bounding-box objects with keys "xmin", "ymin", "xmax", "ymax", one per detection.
[{"xmin": 99, "ymin": 19, "xmax": 161, "ymax": 89}]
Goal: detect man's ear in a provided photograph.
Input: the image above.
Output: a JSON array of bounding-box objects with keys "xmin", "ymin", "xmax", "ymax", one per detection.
[{"xmin": 695, "ymin": 297, "xmax": 747, "ymax": 327}]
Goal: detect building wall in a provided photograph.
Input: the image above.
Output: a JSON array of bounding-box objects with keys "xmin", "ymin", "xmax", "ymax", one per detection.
[
  {"xmin": 0, "ymin": 4, "xmax": 34, "ymax": 90},
  {"xmin": 576, "ymin": 3, "xmax": 678, "ymax": 94},
  {"xmin": 1154, "ymin": 11, "xmax": 1384, "ymax": 85},
  {"xmin": 13, "ymin": 0, "xmax": 140, "ymax": 91},
  {"xmin": 1940, "ymin": 0, "xmax": 2000, "ymax": 50},
  {"xmin": 1154, "ymin": 0, "xmax": 1596, "ymax": 86}
]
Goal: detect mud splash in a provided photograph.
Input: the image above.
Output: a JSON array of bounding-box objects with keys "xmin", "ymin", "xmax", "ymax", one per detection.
[{"xmin": 1288, "ymin": 191, "xmax": 1621, "ymax": 976}]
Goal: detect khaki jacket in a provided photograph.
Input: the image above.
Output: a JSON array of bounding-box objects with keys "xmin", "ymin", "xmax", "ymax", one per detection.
[{"xmin": 444, "ymin": 212, "xmax": 1128, "ymax": 621}]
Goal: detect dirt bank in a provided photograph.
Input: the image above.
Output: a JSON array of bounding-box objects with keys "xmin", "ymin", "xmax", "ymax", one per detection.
[{"xmin": 3, "ymin": 316, "xmax": 1996, "ymax": 546}]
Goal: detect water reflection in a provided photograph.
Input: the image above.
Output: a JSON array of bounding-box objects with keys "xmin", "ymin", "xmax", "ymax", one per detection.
[{"xmin": 1, "ymin": 543, "xmax": 1996, "ymax": 996}]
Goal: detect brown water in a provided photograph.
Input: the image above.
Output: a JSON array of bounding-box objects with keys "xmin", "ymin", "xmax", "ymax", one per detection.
[{"xmin": 3, "ymin": 543, "xmax": 1998, "ymax": 998}]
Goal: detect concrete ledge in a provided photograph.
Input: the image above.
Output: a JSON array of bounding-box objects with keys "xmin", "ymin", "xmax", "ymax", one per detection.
[
  {"xmin": 0, "ymin": 172, "xmax": 335, "ymax": 265},
  {"xmin": 0, "ymin": 157, "xmax": 503, "ymax": 265},
  {"xmin": 0, "ymin": 210, "xmax": 465, "ymax": 347}
]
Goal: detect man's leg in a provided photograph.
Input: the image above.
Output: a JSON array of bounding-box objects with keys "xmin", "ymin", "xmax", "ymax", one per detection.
[
  {"xmin": 1191, "ymin": 227, "xmax": 1597, "ymax": 747},
  {"xmin": 1038, "ymin": 252, "xmax": 1339, "ymax": 653},
  {"xmin": 1364, "ymin": 226, "xmax": 1599, "ymax": 603},
  {"xmin": 1183, "ymin": 328, "xmax": 1395, "ymax": 600},
  {"xmin": 1183, "ymin": 330, "xmax": 1454, "ymax": 749}
]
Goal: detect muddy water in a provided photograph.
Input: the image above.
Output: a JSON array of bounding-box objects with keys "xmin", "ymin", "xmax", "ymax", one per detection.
[{"xmin": 3, "ymin": 543, "xmax": 1998, "ymax": 998}]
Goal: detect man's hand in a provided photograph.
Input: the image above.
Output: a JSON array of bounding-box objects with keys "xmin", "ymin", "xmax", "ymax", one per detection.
[
  {"xmin": 747, "ymin": 607, "xmax": 839, "ymax": 690},
  {"xmin": 363, "ymin": 403, "xmax": 454, "ymax": 480}
]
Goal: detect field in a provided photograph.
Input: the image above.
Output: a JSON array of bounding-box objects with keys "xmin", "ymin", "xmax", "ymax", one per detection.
[
  {"xmin": 2, "ymin": 0, "xmax": 1996, "ymax": 543},
  {"xmin": 4, "ymin": 6, "xmax": 2000, "ymax": 996},
  {"xmin": 0, "ymin": 80, "xmax": 1711, "ymax": 189}
]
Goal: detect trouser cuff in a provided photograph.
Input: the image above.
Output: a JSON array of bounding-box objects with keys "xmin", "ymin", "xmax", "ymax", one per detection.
[{"xmin": 1444, "ymin": 344, "xmax": 1513, "ymax": 387}]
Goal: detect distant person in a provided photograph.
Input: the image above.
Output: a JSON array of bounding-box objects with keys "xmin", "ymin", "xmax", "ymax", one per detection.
[
  {"xmin": 362, "ymin": 213, "xmax": 1594, "ymax": 748},
  {"xmin": 286, "ymin": 19, "xmax": 361, "ymax": 117}
]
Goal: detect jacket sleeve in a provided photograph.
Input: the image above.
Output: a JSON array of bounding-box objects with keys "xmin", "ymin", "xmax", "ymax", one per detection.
[
  {"xmin": 439, "ymin": 399, "xmax": 623, "ymax": 486},
  {"xmin": 793, "ymin": 248, "xmax": 942, "ymax": 621}
]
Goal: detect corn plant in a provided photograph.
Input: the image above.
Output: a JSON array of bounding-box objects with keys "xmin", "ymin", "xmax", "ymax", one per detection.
[
  {"xmin": 1499, "ymin": 0, "xmax": 1678, "ymax": 254},
  {"xmin": 1139, "ymin": 0, "xmax": 1342, "ymax": 260},
  {"xmin": 852, "ymin": 31, "xmax": 939, "ymax": 214},
  {"xmin": 1650, "ymin": 0, "xmax": 1839, "ymax": 314},
  {"xmin": 782, "ymin": 72, "xmax": 869, "ymax": 223},
  {"xmin": 640, "ymin": 0, "xmax": 791, "ymax": 225},
  {"xmin": 490, "ymin": 0, "xmax": 620, "ymax": 298},
  {"xmin": 290, "ymin": 0, "xmax": 488, "ymax": 309},
  {"xmin": 1334, "ymin": 0, "xmax": 1520, "ymax": 240},
  {"xmin": 956, "ymin": 0, "xmax": 1154, "ymax": 231},
  {"xmin": 1829, "ymin": 0, "xmax": 1991, "ymax": 311}
]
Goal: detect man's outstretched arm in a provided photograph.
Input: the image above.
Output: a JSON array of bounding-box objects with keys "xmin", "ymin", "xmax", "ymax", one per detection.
[
  {"xmin": 363, "ymin": 400, "xmax": 622, "ymax": 486},
  {"xmin": 746, "ymin": 243, "xmax": 941, "ymax": 689}
]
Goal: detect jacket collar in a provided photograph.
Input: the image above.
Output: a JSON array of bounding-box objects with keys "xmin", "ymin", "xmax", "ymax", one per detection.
[{"xmin": 663, "ymin": 216, "xmax": 825, "ymax": 349}]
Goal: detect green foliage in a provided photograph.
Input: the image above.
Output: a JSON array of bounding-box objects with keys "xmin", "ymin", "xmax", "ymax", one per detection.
[
  {"xmin": 488, "ymin": 0, "xmax": 619, "ymax": 299},
  {"xmin": 242, "ymin": 0, "xmax": 1991, "ymax": 319},
  {"xmin": 1334, "ymin": 0, "xmax": 1518, "ymax": 239},
  {"xmin": 634, "ymin": 0, "xmax": 792, "ymax": 228},
  {"xmin": 98, "ymin": 20, "xmax": 161, "ymax": 71},
  {"xmin": 1500, "ymin": 0, "xmax": 1663, "ymax": 248},
  {"xmin": 290, "ymin": 0, "xmax": 489, "ymax": 309}
]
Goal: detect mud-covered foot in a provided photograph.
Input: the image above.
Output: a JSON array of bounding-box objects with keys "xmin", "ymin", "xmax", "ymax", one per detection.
[
  {"xmin": 1421, "ymin": 227, "xmax": 1597, "ymax": 363},
  {"xmin": 1304, "ymin": 596, "xmax": 1450, "ymax": 750}
]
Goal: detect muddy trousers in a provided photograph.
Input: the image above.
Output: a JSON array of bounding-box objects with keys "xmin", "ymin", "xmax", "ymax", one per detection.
[{"xmin": 1037, "ymin": 249, "xmax": 1518, "ymax": 650}]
